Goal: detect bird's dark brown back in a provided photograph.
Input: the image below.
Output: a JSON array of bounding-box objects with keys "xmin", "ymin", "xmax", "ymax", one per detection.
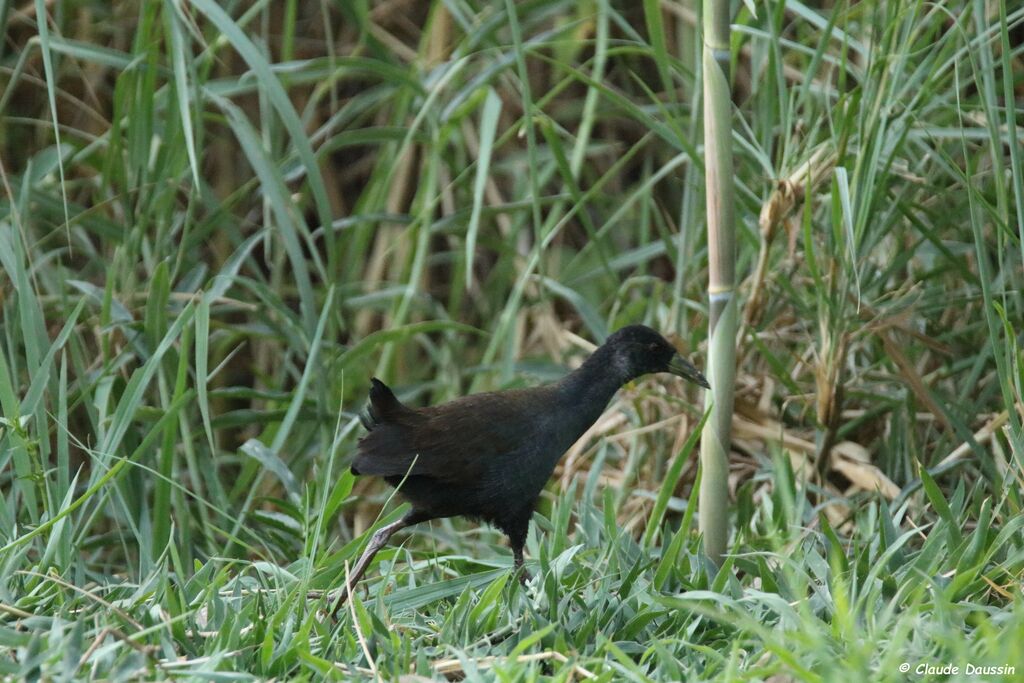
[{"xmin": 351, "ymin": 379, "xmax": 559, "ymax": 485}]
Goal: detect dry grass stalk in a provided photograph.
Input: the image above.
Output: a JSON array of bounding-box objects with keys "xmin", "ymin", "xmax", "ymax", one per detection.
[
  {"xmin": 732, "ymin": 415, "xmax": 901, "ymax": 500},
  {"xmin": 744, "ymin": 144, "xmax": 837, "ymax": 328},
  {"xmin": 937, "ymin": 410, "xmax": 1011, "ymax": 468},
  {"xmin": 878, "ymin": 329, "xmax": 954, "ymax": 432}
]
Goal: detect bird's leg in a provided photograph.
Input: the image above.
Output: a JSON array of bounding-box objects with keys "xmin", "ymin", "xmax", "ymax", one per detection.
[
  {"xmin": 331, "ymin": 510, "xmax": 425, "ymax": 618},
  {"xmin": 508, "ymin": 521, "xmax": 531, "ymax": 585},
  {"xmin": 512, "ymin": 545, "xmax": 531, "ymax": 585}
]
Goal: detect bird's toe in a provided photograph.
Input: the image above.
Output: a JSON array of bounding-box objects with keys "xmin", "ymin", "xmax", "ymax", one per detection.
[{"xmin": 515, "ymin": 565, "xmax": 532, "ymax": 585}]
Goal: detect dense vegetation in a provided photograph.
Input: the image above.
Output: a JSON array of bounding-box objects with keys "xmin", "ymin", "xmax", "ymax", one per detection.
[{"xmin": 1, "ymin": 0, "xmax": 1022, "ymax": 679}]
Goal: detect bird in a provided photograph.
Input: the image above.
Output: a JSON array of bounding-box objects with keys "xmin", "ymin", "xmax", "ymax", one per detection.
[{"xmin": 331, "ymin": 324, "xmax": 708, "ymax": 613}]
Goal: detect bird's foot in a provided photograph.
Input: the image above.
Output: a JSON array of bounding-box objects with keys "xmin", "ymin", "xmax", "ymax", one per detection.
[
  {"xmin": 513, "ymin": 553, "xmax": 531, "ymax": 585},
  {"xmin": 515, "ymin": 566, "xmax": 532, "ymax": 586},
  {"xmin": 328, "ymin": 587, "xmax": 353, "ymax": 623}
]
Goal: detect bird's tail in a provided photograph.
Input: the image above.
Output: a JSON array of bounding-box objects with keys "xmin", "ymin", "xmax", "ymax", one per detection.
[
  {"xmin": 352, "ymin": 378, "xmax": 415, "ymax": 476},
  {"xmin": 359, "ymin": 377, "xmax": 408, "ymax": 431}
]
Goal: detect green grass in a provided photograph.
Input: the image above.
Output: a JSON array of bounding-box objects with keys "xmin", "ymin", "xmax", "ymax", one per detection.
[{"xmin": 1, "ymin": 0, "xmax": 1023, "ymax": 679}]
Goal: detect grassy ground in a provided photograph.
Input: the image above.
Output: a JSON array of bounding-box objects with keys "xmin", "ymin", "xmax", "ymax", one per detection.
[{"xmin": 1, "ymin": 0, "xmax": 1023, "ymax": 680}]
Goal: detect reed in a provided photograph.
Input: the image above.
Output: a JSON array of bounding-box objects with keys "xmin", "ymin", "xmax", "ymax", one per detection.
[{"xmin": 697, "ymin": 0, "xmax": 737, "ymax": 566}]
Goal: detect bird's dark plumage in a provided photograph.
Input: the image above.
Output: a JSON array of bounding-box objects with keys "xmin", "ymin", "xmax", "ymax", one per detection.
[{"xmin": 332, "ymin": 324, "xmax": 707, "ymax": 613}]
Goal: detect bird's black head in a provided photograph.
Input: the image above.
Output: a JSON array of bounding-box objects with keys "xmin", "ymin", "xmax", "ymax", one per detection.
[{"xmin": 602, "ymin": 324, "xmax": 710, "ymax": 388}]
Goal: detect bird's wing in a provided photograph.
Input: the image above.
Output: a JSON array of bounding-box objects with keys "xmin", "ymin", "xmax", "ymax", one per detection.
[{"xmin": 352, "ymin": 386, "xmax": 547, "ymax": 483}]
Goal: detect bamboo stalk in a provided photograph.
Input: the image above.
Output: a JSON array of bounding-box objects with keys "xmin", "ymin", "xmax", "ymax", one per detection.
[{"xmin": 698, "ymin": 0, "xmax": 736, "ymax": 566}]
